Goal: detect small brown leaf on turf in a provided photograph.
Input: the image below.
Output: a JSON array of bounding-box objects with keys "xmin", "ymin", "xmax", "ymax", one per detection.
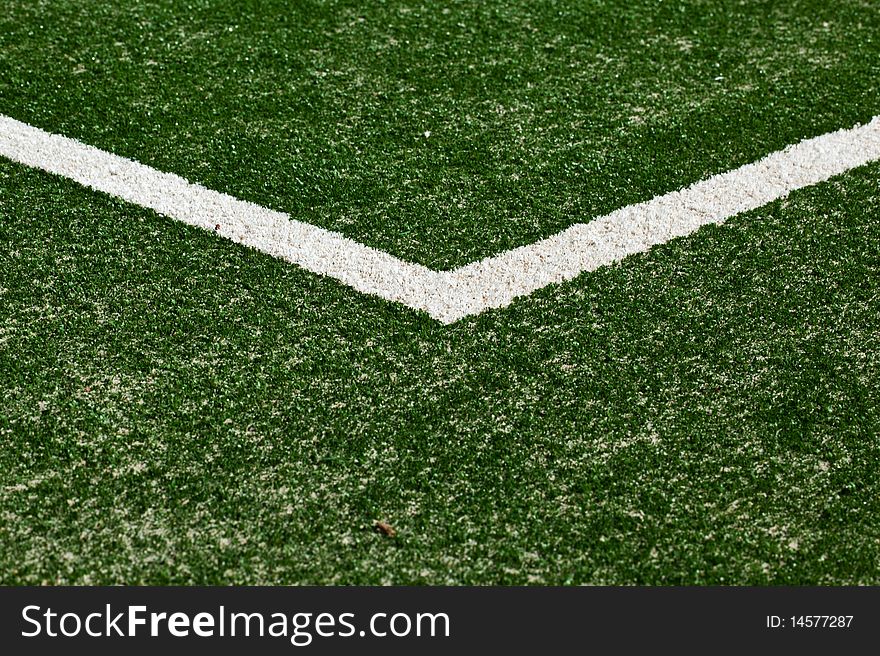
[{"xmin": 374, "ymin": 521, "xmax": 396, "ymax": 538}]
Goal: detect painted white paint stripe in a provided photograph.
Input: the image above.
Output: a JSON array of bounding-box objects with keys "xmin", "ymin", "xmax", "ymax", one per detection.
[
  {"xmin": 0, "ymin": 115, "xmax": 445, "ymax": 315},
  {"xmin": 441, "ymin": 115, "xmax": 880, "ymax": 322},
  {"xmin": 2, "ymin": 113, "xmax": 879, "ymax": 324}
]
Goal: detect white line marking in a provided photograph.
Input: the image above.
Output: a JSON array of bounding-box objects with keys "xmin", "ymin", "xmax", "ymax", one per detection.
[{"xmin": 2, "ymin": 114, "xmax": 879, "ymax": 323}]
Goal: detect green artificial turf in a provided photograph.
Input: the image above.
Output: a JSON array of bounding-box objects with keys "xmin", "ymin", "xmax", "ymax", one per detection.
[
  {"xmin": 1, "ymin": 155, "xmax": 878, "ymax": 584},
  {"xmin": 1, "ymin": 0, "xmax": 879, "ymax": 584}
]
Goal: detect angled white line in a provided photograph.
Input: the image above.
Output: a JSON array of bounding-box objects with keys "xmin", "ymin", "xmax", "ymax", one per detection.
[
  {"xmin": 0, "ymin": 115, "xmax": 445, "ymax": 319},
  {"xmin": 2, "ymin": 114, "xmax": 879, "ymax": 323}
]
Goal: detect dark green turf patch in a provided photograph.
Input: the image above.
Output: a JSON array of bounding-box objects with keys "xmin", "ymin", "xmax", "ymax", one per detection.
[
  {"xmin": 1, "ymin": 0, "xmax": 878, "ymax": 267},
  {"xmin": 1, "ymin": 156, "xmax": 877, "ymax": 584}
]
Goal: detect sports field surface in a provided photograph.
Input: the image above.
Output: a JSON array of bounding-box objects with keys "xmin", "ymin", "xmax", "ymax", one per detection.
[{"xmin": 1, "ymin": 0, "xmax": 879, "ymax": 584}]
